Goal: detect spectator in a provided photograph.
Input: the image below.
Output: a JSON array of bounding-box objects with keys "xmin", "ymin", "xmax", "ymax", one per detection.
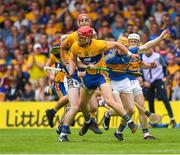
[
  {"xmin": 14, "ymin": 64, "xmax": 30, "ymax": 92},
  {"xmin": 5, "ymin": 76, "xmax": 21, "ymax": 101},
  {"xmin": 39, "ymin": 5, "xmax": 51, "ymax": 25},
  {"xmin": 61, "ymin": 15, "xmax": 75, "ymax": 34},
  {"xmin": 161, "ymin": 14, "xmax": 176, "ymax": 38},
  {"xmin": 25, "ymin": 2, "xmax": 41, "ymax": 22},
  {"xmin": 13, "ymin": 9, "xmax": 29, "ymax": 32},
  {"xmin": 148, "ymin": 22, "xmax": 159, "ymax": 40},
  {"xmin": 111, "ymin": 14, "xmax": 125, "ymax": 40},
  {"xmin": 167, "ymin": 52, "xmax": 179, "ymax": 76},
  {"xmin": 172, "ymin": 70, "xmax": 180, "ymax": 100},
  {"xmin": 35, "ymin": 78, "xmax": 49, "ymax": 101},
  {"xmin": 104, "ymin": 1, "xmax": 117, "ymax": 25},
  {"xmin": 21, "ymin": 81, "xmax": 35, "ymax": 101},
  {"xmin": 26, "ymin": 43, "xmax": 46, "ymax": 89},
  {"xmin": 98, "ymin": 20, "xmax": 114, "ymax": 40},
  {"xmin": 174, "ymin": 39, "xmax": 180, "ymax": 64},
  {"xmin": 153, "ymin": 1, "xmax": 166, "ymax": 26},
  {"xmin": 39, "ymin": 34, "xmax": 50, "ymax": 56}
]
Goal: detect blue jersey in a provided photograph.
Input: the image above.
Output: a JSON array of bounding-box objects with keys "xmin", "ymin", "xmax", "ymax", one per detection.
[
  {"xmin": 127, "ymin": 47, "xmax": 142, "ymax": 80},
  {"xmin": 105, "ymin": 47, "xmax": 142, "ymax": 81},
  {"xmin": 105, "ymin": 50, "xmax": 129, "ymax": 81}
]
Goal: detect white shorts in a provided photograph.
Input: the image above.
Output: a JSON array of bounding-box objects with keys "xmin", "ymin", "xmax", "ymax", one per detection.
[
  {"xmin": 64, "ymin": 76, "xmax": 81, "ymax": 92},
  {"xmin": 129, "ymin": 79, "xmax": 143, "ymax": 97},
  {"xmin": 111, "ymin": 78, "xmax": 132, "ymax": 94}
]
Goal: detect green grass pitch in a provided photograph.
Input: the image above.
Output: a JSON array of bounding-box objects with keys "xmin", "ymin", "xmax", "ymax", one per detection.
[{"xmin": 0, "ymin": 128, "xmax": 180, "ymax": 154}]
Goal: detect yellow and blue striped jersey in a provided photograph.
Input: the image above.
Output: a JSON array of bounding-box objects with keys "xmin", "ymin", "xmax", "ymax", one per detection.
[{"xmin": 70, "ymin": 39, "xmax": 108, "ymax": 74}]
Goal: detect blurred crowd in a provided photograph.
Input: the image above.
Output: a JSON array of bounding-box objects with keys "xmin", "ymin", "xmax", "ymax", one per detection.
[{"xmin": 0, "ymin": 0, "xmax": 179, "ymax": 101}]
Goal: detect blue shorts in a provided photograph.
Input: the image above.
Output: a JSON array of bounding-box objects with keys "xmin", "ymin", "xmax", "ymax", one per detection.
[
  {"xmin": 0, "ymin": 87, "xmax": 6, "ymax": 93},
  {"xmin": 82, "ymin": 73, "xmax": 109, "ymax": 90},
  {"xmin": 52, "ymin": 82, "xmax": 67, "ymax": 97}
]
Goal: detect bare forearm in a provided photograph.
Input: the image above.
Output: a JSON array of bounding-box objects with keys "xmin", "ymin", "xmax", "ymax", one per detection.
[
  {"xmin": 116, "ymin": 43, "xmax": 130, "ymax": 54},
  {"xmin": 141, "ymin": 36, "xmax": 162, "ymax": 52},
  {"xmin": 140, "ymin": 61, "xmax": 151, "ymax": 69},
  {"xmin": 69, "ymin": 59, "xmax": 77, "ymax": 76},
  {"xmin": 77, "ymin": 58, "xmax": 87, "ymax": 68}
]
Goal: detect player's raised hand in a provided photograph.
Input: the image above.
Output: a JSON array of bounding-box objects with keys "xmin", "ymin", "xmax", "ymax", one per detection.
[
  {"xmin": 160, "ymin": 29, "xmax": 171, "ymax": 39},
  {"xmin": 150, "ymin": 61, "xmax": 157, "ymax": 68}
]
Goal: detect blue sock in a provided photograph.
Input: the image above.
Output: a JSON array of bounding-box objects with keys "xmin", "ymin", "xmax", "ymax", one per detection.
[
  {"xmin": 51, "ymin": 109, "xmax": 56, "ymax": 115},
  {"xmin": 118, "ymin": 124, "xmax": 126, "ymax": 132},
  {"xmin": 61, "ymin": 125, "xmax": 70, "ymax": 134}
]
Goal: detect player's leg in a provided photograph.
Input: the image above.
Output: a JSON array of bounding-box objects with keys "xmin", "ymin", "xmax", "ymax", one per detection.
[
  {"xmin": 88, "ymin": 93, "xmax": 103, "ymax": 134},
  {"xmin": 114, "ymin": 92, "xmax": 135, "ymax": 141},
  {"xmin": 79, "ymin": 88, "xmax": 95, "ymax": 136},
  {"xmin": 100, "ymin": 83, "xmax": 138, "ymax": 133},
  {"xmin": 135, "ymin": 94, "xmax": 156, "ymax": 140},
  {"xmin": 103, "ymin": 93, "xmax": 121, "ymax": 130},
  {"xmin": 46, "ymin": 82, "xmax": 69, "ymax": 128},
  {"xmin": 59, "ymin": 87, "xmax": 80, "ymax": 142}
]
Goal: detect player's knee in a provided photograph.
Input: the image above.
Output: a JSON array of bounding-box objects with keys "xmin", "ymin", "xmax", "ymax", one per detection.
[
  {"xmin": 104, "ymin": 97, "xmax": 114, "ymax": 106},
  {"xmin": 71, "ymin": 105, "xmax": 80, "ymax": 113},
  {"xmin": 127, "ymin": 107, "xmax": 135, "ymax": 115},
  {"xmin": 89, "ymin": 104, "xmax": 98, "ymax": 113}
]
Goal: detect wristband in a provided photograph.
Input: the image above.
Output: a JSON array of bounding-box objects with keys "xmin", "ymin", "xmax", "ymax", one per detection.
[{"xmin": 127, "ymin": 51, "xmax": 132, "ymax": 56}]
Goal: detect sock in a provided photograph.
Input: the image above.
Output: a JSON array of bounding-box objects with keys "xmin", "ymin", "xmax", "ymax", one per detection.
[
  {"xmin": 145, "ymin": 111, "xmax": 152, "ymax": 117},
  {"xmin": 170, "ymin": 117, "xmax": 175, "ymax": 121},
  {"xmin": 61, "ymin": 125, "xmax": 70, "ymax": 136},
  {"xmin": 51, "ymin": 108, "xmax": 57, "ymax": 115},
  {"xmin": 142, "ymin": 128, "xmax": 149, "ymax": 137},
  {"xmin": 84, "ymin": 114, "xmax": 91, "ymax": 124},
  {"xmin": 118, "ymin": 124, "xmax": 126, "ymax": 133},
  {"xmin": 122, "ymin": 114, "xmax": 132, "ymax": 124},
  {"xmin": 105, "ymin": 111, "xmax": 110, "ymax": 118},
  {"xmin": 98, "ymin": 99, "xmax": 106, "ymax": 107},
  {"xmin": 90, "ymin": 112, "xmax": 96, "ymax": 118}
]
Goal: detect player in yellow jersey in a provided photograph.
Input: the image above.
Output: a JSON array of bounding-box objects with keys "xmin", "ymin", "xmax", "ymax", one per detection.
[
  {"xmin": 60, "ymin": 14, "xmax": 103, "ymax": 135},
  {"xmin": 45, "ymin": 35, "xmax": 70, "ymax": 128},
  {"xmin": 58, "ymin": 26, "xmax": 139, "ymax": 142}
]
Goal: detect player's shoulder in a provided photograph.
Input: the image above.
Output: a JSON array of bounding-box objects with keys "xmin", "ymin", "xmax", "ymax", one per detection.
[
  {"xmin": 71, "ymin": 40, "xmax": 79, "ymax": 50},
  {"xmin": 69, "ymin": 31, "xmax": 78, "ymax": 38},
  {"xmin": 129, "ymin": 47, "xmax": 139, "ymax": 54},
  {"xmin": 93, "ymin": 39, "xmax": 107, "ymax": 46}
]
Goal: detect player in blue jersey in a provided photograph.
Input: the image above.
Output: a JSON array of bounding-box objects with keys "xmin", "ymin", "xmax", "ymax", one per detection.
[{"xmin": 104, "ymin": 29, "xmax": 170, "ymax": 141}]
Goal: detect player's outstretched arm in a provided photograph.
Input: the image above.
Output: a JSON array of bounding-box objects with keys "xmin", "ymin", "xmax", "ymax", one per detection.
[
  {"xmin": 139, "ymin": 29, "xmax": 170, "ymax": 52},
  {"xmin": 60, "ymin": 36, "xmax": 70, "ymax": 65},
  {"xmin": 106, "ymin": 41, "xmax": 139, "ymax": 60},
  {"xmin": 140, "ymin": 61, "xmax": 157, "ymax": 69}
]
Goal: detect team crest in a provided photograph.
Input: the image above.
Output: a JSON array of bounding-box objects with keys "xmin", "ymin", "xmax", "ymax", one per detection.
[{"xmin": 85, "ymin": 51, "xmax": 89, "ymax": 57}]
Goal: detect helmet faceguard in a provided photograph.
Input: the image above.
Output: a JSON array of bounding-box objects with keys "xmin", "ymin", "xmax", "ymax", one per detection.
[
  {"xmin": 128, "ymin": 33, "xmax": 140, "ymax": 47},
  {"xmin": 77, "ymin": 14, "xmax": 91, "ymax": 27},
  {"xmin": 77, "ymin": 26, "xmax": 93, "ymax": 46}
]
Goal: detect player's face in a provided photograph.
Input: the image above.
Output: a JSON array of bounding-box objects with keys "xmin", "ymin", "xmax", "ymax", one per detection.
[
  {"xmin": 78, "ymin": 36, "xmax": 90, "ymax": 46},
  {"xmin": 78, "ymin": 17, "xmax": 91, "ymax": 27},
  {"xmin": 128, "ymin": 39, "xmax": 139, "ymax": 47}
]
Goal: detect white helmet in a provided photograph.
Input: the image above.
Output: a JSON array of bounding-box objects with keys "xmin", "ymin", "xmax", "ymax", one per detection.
[
  {"xmin": 128, "ymin": 33, "xmax": 140, "ymax": 42},
  {"xmin": 60, "ymin": 34, "xmax": 68, "ymax": 43}
]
